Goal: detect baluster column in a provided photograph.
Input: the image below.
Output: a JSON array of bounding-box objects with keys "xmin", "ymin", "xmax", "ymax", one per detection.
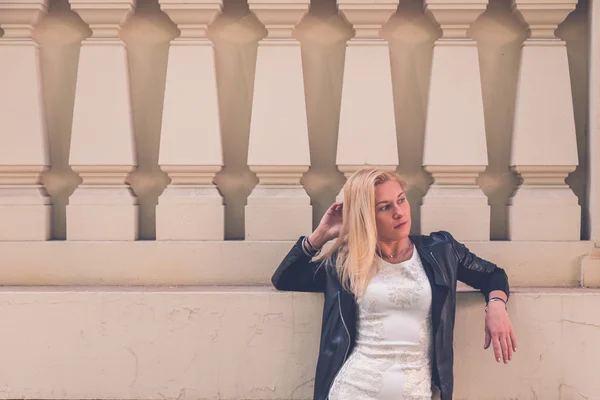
[
  {"xmin": 335, "ymin": 0, "xmax": 399, "ymax": 200},
  {"xmin": 245, "ymin": 0, "xmax": 311, "ymax": 240},
  {"xmin": 591, "ymin": 0, "xmax": 600, "ymax": 243},
  {"xmin": 156, "ymin": 0, "xmax": 224, "ymax": 240},
  {"xmin": 508, "ymin": 0, "xmax": 579, "ymax": 241},
  {"xmin": 421, "ymin": 0, "xmax": 490, "ymax": 240},
  {"xmin": 67, "ymin": 0, "xmax": 138, "ymax": 240},
  {"xmin": 584, "ymin": 0, "xmax": 600, "ymax": 285},
  {"xmin": 0, "ymin": 0, "xmax": 51, "ymax": 241}
]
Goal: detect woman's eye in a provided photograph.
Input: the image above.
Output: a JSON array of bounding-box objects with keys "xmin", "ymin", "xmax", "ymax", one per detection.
[
  {"xmin": 398, "ymin": 198, "xmax": 405, "ymax": 204},
  {"xmin": 380, "ymin": 205, "xmax": 389, "ymax": 211}
]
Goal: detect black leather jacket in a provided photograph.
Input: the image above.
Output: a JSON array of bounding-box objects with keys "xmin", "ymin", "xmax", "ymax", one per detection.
[{"xmin": 271, "ymin": 231, "xmax": 509, "ymax": 400}]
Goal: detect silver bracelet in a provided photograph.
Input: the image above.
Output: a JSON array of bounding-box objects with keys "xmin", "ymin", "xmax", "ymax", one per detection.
[
  {"xmin": 301, "ymin": 237, "xmax": 320, "ymax": 258},
  {"xmin": 485, "ymin": 297, "xmax": 507, "ymax": 313}
]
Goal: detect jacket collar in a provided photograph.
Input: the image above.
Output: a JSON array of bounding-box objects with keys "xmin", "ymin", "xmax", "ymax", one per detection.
[
  {"xmin": 332, "ymin": 235, "xmax": 450, "ymax": 289},
  {"xmin": 411, "ymin": 234, "xmax": 450, "ymax": 288}
]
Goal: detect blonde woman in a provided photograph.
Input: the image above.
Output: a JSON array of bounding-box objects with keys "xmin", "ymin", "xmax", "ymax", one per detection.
[{"xmin": 272, "ymin": 167, "xmax": 516, "ymax": 400}]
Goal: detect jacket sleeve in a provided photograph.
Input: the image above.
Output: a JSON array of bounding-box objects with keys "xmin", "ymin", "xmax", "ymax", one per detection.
[
  {"xmin": 271, "ymin": 236, "xmax": 328, "ymax": 293},
  {"xmin": 444, "ymin": 231, "xmax": 510, "ymax": 302}
]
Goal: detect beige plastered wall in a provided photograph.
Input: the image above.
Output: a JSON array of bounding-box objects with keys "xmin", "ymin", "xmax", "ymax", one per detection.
[{"xmin": 0, "ymin": 289, "xmax": 598, "ymax": 400}]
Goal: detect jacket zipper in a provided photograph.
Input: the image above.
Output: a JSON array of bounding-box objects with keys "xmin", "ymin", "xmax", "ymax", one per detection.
[
  {"xmin": 326, "ymin": 291, "xmax": 351, "ymax": 399},
  {"xmin": 338, "ymin": 291, "xmax": 351, "ymax": 362}
]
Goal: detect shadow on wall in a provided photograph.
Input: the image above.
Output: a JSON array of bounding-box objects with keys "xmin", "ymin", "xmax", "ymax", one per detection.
[
  {"xmin": 558, "ymin": 0, "xmax": 590, "ymax": 240},
  {"xmin": 35, "ymin": 0, "xmax": 89, "ymax": 240},
  {"xmin": 474, "ymin": 0, "xmax": 526, "ymax": 241},
  {"xmin": 121, "ymin": 0, "xmax": 176, "ymax": 240},
  {"xmin": 387, "ymin": 0, "xmax": 438, "ymax": 236},
  {"xmin": 212, "ymin": 0, "xmax": 263, "ymax": 240},
  {"xmin": 34, "ymin": 0, "xmax": 590, "ymax": 240},
  {"xmin": 299, "ymin": 0, "xmax": 349, "ymax": 232}
]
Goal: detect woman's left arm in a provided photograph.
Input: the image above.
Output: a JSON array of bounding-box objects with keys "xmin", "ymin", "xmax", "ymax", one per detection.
[{"xmin": 445, "ymin": 232, "xmax": 517, "ymax": 364}]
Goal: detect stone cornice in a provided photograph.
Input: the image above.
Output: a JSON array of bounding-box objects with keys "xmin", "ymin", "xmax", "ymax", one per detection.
[
  {"xmin": 0, "ymin": 165, "xmax": 46, "ymax": 185},
  {"xmin": 424, "ymin": 165, "xmax": 486, "ymax": 185},
  {"xmin": 160, "ymin": 165, "xmax": 222, "ymax": 186},
  {"xmin": 68, "ymin": 0, "xmax": 135, "ymax": 38},
  {"xmin": 512, "ymin": 0, "xmax": 577, "ymax": 39},
  {"xmin": 424, "ymin": 0, "xmax": 488, "ymax": 39},
  {"xmin": 0, "ymin": 0, "xmax": 48, "ymax": 39},
  {"xmin": 70, "ymin": 165, "xmax": 135, "ymax": 185},
  {"xmin": 249, "ymin": 165, "xmax": 308, "ymax": 185},
  {"xmin": 337, "ymin": 0, "xmax": 398, "ymax": 40},
  {"xmin": 158, "ymin": 0, "xmax": 222, "ymax": 39},
  {"xmin": 247, "ymin": 0, "xmax": 309, "ymax": 40},
  {"xmin": 510, "ymin": 165, "xmax": 577, "ymax": 186}
]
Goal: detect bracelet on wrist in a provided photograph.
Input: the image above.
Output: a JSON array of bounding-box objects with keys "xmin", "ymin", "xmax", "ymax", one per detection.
[
  {"xmin": 301, "ymin": 236, "xmax": 321, "ymax": 258},
  {"xmin": 306, "ymin": 236, "xmax": 321, "ymax": 252},
  {"xmin": 485, "ymin": 297, "xmax": 507, "ymax": 313}
]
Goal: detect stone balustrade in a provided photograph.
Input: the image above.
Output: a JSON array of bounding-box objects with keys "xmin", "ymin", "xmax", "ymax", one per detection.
[{"xmin": 0, "ymin": 0, "xmax": 595, "ymax": 244}]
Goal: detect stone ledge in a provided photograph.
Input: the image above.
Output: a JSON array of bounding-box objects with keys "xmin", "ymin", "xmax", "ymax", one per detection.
[
  {"xmin": 582, "ymin": 265, "xmax": 600, "ymax": 286},
  {"xmin": 0, "ymin": 240, "xmax": 594, "ymax": 287},
  {"xmin": 581, "ymin": 247, "xmax": 600, "ymax": 287}
]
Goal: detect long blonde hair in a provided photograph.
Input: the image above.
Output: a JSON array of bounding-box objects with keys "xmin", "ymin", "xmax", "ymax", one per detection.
[{"xmin": 315, "ymin": 167, "xmax": 407, "ymax": 296}]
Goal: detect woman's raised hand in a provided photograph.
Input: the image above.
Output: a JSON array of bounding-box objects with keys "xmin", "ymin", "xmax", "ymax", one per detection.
[{"xmin": 308, "ymin": 202, "xmax": 343, "ymax": 249}]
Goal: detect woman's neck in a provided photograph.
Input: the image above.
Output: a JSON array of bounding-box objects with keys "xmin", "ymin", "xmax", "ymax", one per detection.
[{"xmin": 377, "ymin": 238, "xmax": 412, "ymax": 260}]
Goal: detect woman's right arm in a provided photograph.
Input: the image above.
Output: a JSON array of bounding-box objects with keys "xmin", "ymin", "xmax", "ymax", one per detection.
[
  {"xmin": 271, "ymin": 202, "xmax": 343, "ymax": 293},
  {"xmin": 271, "ymin": 236, "xmax": 328, "ymax": 292}
]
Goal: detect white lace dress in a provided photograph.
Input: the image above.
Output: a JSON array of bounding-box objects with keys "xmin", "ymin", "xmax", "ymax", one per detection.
[{"xmin": 328, "ymin": 249, "xmax": 434, "ymax": 400}]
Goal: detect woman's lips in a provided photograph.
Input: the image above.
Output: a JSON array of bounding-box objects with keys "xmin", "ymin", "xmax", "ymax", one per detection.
[{"xmin": 394, "ymin": 221, "xmax": 406, "ymax": 229}]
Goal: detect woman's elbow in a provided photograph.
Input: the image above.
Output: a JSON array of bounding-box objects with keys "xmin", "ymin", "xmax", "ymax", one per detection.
[{"xmin": 271, "ymin": 271, "xmax": 286, "ymax": 290}]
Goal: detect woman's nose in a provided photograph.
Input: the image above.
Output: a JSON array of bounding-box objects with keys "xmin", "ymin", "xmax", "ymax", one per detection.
[{"xmin": 393, "ymin": 206, "xmax": 403, "ymax": 218}]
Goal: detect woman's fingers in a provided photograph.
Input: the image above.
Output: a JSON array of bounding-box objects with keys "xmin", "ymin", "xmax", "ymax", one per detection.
[
  {"xmin": 492, "ymin": 334, "xmax": 502, "ymax": 363},
  {"xmin": 506, "ymin": 334, "xmax": 513, "ymax": 361},
  {"xmin": 484, "ymin": 329, "xmax": 491, "ymax": 349},
  {"xmin": 328, "ymin": 202, "xmax": 343, "ymax": 213},
  {"xmin": 491, "ymin": 326, "xmax": 516, "ymax": 363},
  {"xmin": 500, "ymin": 334, "xmax": 511, "ymax": 363},
  {"xmin": 510, "ymin": 328, "xmax": 517, "ymax": 352}
]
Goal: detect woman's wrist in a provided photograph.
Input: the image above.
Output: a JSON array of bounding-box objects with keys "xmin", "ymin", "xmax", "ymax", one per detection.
[
  {"xmin": 485, "ymin": 296, "xmax": 508, "ymax": 313},
  {"xmin": 308, "ymin": 228, "xmax": 329, "ymax": 250},
  {"xmin": 488, "ymin": 290, "xmax": 508, "ymax": 303}
]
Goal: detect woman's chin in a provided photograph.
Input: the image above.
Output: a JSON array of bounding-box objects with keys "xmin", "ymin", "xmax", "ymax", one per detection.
[
  {"xmin": 395, "ymin": 223, "xmax": 411, "ymax": 236},
  {"xmin": 380, "ymin": 228, "xmax": 410, "ymax": 242}
]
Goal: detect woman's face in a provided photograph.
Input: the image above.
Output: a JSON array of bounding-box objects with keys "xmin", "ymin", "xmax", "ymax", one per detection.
[{"xmin": 374, "ymin": 180, "xmax": 411, "ymax": 242}]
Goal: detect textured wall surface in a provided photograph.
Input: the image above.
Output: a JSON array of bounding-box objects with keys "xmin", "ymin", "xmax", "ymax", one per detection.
[{"xmin": 0, "ymin": 289, "xmax": 598, "ymax": 399}]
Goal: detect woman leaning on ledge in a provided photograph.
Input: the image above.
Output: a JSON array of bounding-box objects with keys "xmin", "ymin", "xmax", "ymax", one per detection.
[{"xmin": 271, "ymin": 167, "xmax": 516, "ymax": 400}]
